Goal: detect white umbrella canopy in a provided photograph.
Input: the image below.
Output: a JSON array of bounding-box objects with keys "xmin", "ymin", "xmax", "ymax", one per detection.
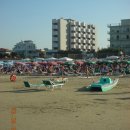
[
  {"xmin": 59, "ymin": 57, "xmax": 73, "ymax": 61},
  {"xmin": 106, "ymin": 56, "xmax": 119, "ymax": 60},
  {"xmin": 45, "ymin": 57, "xmax": 57, "ymax": 61},
  {"xmin": 33, "ymin": 58, "xmax": 44, "ymax": 62},
  {"xmin": 21, "ymin": 58, "xmax": 31, "ymax": 62}
]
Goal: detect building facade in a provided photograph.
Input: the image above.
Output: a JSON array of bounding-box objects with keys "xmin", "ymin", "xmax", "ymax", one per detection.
[
  {"xmin": 108, "ymin": 19, "xmax": 130, "ymax": 55},
  {"xmin": 52, "ymin": 18, "xmax": 98, "ymax": 52},
  {"xmin": 13, "ymin": 40, "xmax": 39, "ymax": 58}
]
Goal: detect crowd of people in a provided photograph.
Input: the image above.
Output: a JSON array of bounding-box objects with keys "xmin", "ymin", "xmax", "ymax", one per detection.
[{"xmin": 0, "ymin": 59, "xmax": 130, "ymax": 77}]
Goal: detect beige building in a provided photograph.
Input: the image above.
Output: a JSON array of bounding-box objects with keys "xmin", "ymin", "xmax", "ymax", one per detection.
[
  {"xmin": 108, "ymin": 19, "xmax": 130, "ymax": 55},
  {"xmin": 52, "ymin": 18, "xmax": 98, "ymax": 52}
]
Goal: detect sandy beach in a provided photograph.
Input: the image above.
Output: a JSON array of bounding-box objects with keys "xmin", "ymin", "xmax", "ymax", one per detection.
[{"xmin": 0, "ymin": 75, "xmax": 130, "ymax": 130}]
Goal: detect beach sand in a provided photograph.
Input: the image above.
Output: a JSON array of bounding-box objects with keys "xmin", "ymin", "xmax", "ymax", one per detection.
[{"xmin": 0, "ymin": 75, "xmax": 130, "ymax": 130}]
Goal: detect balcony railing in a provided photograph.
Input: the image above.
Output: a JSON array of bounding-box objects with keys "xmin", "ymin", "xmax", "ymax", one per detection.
[
  {"xmin": 91, "ymin": 24, "xmax": 95, "ymax": 29},
  {"xmin": 52, "ymin": 25, "xmax": 58, "ymax": 30},
  {"xmin": 77, "ymin": 28, "xmax": 81, "ymax": 32},
  {"xmin": 71, "ymin": 39, "xmax": 76, "ymax": 43},
  {"xmin": 52, "ymin": 19, "xmax": 58, "ymax": 24},
  {"xmin": 52, "ymin": 43, "xmax": 58, "ymax": 48},
  {"xmin": 71, "ymin": 33, "xmax": 76, "ymax": 37},
  {"xmin": 107, "ymin": 23, "xmax": 121, "ymax": 27},
  {"xmin": 71, "ymin": 27, "xmax": 76, "ymax": 32},
  {"xmin": 71, "ymin": 21, "xmax": 76, "ymax": 26},
  {"xmin": 76, "ymin": 22, "xmax": 81, "ymax": 26},
  {"xmin": 53, "ymin": 37, "xmax": 58, "ymax": 41},
  {"xmin": 81, "ymin": 22, "xmax": 86, "ymax": 27},
  {"xmin": 91, "ymin": 30, "xmax": 95, "ymax": 34},
  {"xmin": 53, "ymin": 31, "xmax": 58, "ymax": 35},
  {"xmin": 71, "ymin": 44, "xmax": 76, "ymax": 49}
]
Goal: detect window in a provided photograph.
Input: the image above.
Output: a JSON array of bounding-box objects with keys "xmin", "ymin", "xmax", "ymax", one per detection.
[
  {"xmin": 53, "ymin": 47, "xmax": 58, "ymax": 50},
  {"xmin": 126, "ymin": 28, "xmax": 130, "ymax": 32},
  {"xmin": 111, "ymin": 44, "xmax": 114, "ymax": 47},
  {"xmin": 117, "ymin": 30, "xmax": 119, "ymax": 33},
  {"xmin": 126, "ymin": 35, "xmax": 129, "ymax": 39},
  {"xmin": 116, "ymin": 35, "xmax": 119, "ymax": 40}
]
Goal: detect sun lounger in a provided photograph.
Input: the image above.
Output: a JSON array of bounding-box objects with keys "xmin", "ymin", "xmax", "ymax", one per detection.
[
  {"xmin": 23, "ymin": 81, "xmax": 46, "ymax": 89},
  {"xmin": 42, "ymin": 80, "xmax": 64, "ymax": 89}
]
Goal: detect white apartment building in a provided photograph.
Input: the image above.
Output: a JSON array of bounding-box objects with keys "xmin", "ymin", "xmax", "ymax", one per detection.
[
  {"xmin": 13, "ymin": 40, "xmax": 39, "ymax": 58},
  {"xmin": 52, "ymin": 18, "xmax": 98, "ymax": 52},
  {"xmin": 108, "ymin": 19, "xmax": 130, "ymax": 55}
]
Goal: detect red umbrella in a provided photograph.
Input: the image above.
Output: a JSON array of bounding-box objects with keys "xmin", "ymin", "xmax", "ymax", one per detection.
[
  {"xmin": 47, "ymin": 61, "xmax": 58, "ymax": 66},
  {"xmin": 57, "ymin": 61, "xmax": 64, "ymax": 65},
  {"xmin": 75, "ymin": 61, "xmax": 84, "ymax": 65},
  {"xmin": 38, "ymin": 62, "xmax": 47, "ymax": 65}
]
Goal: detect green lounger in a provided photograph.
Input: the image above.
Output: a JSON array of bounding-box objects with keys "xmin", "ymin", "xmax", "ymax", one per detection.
[
  {"xmin": 42, "ymin": 80, "xmax": 64, "ymax": 89},
  {"xmin": 23, "ymin": 81, "xmax": 45, "ymax": 88}
]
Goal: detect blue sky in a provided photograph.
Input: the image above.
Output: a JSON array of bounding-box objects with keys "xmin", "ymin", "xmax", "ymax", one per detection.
[{"xmin": 0, "ymin": 0, "xmax": 130, "ymax": 49}]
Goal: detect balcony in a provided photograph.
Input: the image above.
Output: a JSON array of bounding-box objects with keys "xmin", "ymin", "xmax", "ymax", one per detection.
[
  {"xmin": 87, "ymin": 40, "xmax": 91, "ymax": 45},
  {"xmin": 71, "ymin": 21, "xmax": 76, "ymax": 26},
  {"xmin": 71, "ymin": 33, "xmax": 76, "ymax": 37},
  {"xmin": 107, "ymin": 23, "xmax": 121, "ymax": 28},
  {"xmin": 76, "ymin": 22, "xmax": 81, "ymax": 26},
  {"xmin": 71, "ymin": 27, "xmax": 76, "ymax": 32},
  {"xmin": 81, "ymin": 28, "xmax": 86, "ymax": 33},
  {"xmin": 91, "ymin": 35, "xmax": 96, "ymax": 39},
  {"xmin": 71, "ymin": 44, "xmax": 76, "ymax": 49},
  {"xmin": 81, "ymin": 45, "xmax": 86, "ymax": 49},
  {"xmin": 77, "ymin": 28, "xmax": 81, "ymax": 32},
  {"xmin": 83, "ymin": 40, "xmax": 86, "ymax": 44},
  {"xmin": 91, "ymin": 24, "xmax": 95, "ymax": 29},
  {"xmin": 78, "ymin": 39, "xmax": 81, "ymax": 43},
  {"xmin": 77, "ymin": 44, "xmax": 81, "ymax": 49},
  {"xmin": 82, "ymin": 34, "xmax": 86, "ymax": 38},
  {"xmin": 53, "ymin": 31, "xmax": 58, "ymax": 35},
  {"xmin": 87, "ymin": 29, "xmax": 91, "ymax": 33},
  {"xmin": 71, "ymin": 39, "xmax": 76, "ymax": 43},
  {"xmin": 91, "ymin": 42, "xmax": 95, "ymax": 46},
  {"xmin": 52, "ymin": 19, "xmax": 58, "ymax": 24},
  {"xmin": 53, "ymin": 37, "xmax": 58, "ymax": 42},
  {"xmin": 87, "ymin": 35, "xmax": 91, "ymax": 39},
  {"xmin": 52, "ymin": 25, "xmax": 58, "ymax": 30},
  {"xmin": 52, "ymin": 43, "xmax": 58, "ymax": 48},
  {"xmin": 77, "ymin": 33, "xmax": 81, "ymax": 38},
  {"xmin": 87, "ymin": 45, "xmax": 91, "ymax": 50},
  {"xmin": 81, "ymin": 22, "xmax": 86, "ymax": 27},
  {"xmin": 91, "ymin": 30, "xmax": 95, "ymax": 34}
]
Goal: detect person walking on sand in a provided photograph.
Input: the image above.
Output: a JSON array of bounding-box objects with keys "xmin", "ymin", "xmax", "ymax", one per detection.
[{"xmin": 85, "ymin": 66, "xmax": 90, "ymax": 78}]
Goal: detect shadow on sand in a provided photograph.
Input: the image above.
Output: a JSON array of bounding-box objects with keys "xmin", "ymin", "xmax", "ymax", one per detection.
[
  {"xmin": 0, "ymin": 89, "xmax": 46, "ymax": 93},
  {"xmin": 76, "ymin": 86, "xmax": 130, "ymax": 95}
]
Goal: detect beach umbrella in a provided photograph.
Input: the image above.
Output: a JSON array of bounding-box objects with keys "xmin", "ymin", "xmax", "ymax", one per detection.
[
  {"xmin": 33, "ymin": 58, "xmax": 44, "ymax": 62},
  {"xmin": 45, "ymin": 57, "xmax": 57, "ymax": 61},
  {"xmin": 15, "ymin": 62, "xmax": 26, "ymax": 66},
  {"xmin": 85, "ymin": 60, "xmax": 96, "ymax": 65},
  {"xmin": 106, "ymin": 56, "xmax": 119, "ymax": 60},
  {"xmin": 59, "ymin": 57, "xmax": 73, "ymax": 61},
  {"xmin": 47, "ymin": 61, "xmax": 58, "ymax": 66},
  {"xmin": 75, "ymin": 61, "xmax": 84, "ymax": 65},
  {"xmin": 64, "ymin": 61, "xmax": 75, "ymax": 66},
  {"xmin": 121, "ymin": 60, "xmax": 130, "ymax": 64},
  {"xmin": 20, "ymin": 58, "xmax": 31, "ymax": 62},
  {"xmin": 57, "ymin": 61, "xmax": 64, "ymax": 65},
  {"xmin": 38, "ymin": 61, "xmax": 47, "ymax": 65}
]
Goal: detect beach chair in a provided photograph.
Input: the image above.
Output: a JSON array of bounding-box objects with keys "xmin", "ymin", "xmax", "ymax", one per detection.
[
  {"xmin": 23, "ymin": 81, "xmax": 45, "ymax": 89},
  {"xmin": 42, "ymin": 80, "xmax": 64, "ymax": 89},
  {"xmin": 51, "ymin": 77, "xmax": 68, "ymax": 84}
]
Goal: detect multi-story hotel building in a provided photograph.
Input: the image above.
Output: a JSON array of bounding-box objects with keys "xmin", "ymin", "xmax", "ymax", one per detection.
[
  {"xmin": 108, "ymin": 19, "xmax": 130, "ymax": 55},
  {"xmin": 52, "ymin": 18, "xmax": 98, "ymax": 52},
  {"xmin": 13, "ymin": 40, "xmax": 39, "ymax": 58}
]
